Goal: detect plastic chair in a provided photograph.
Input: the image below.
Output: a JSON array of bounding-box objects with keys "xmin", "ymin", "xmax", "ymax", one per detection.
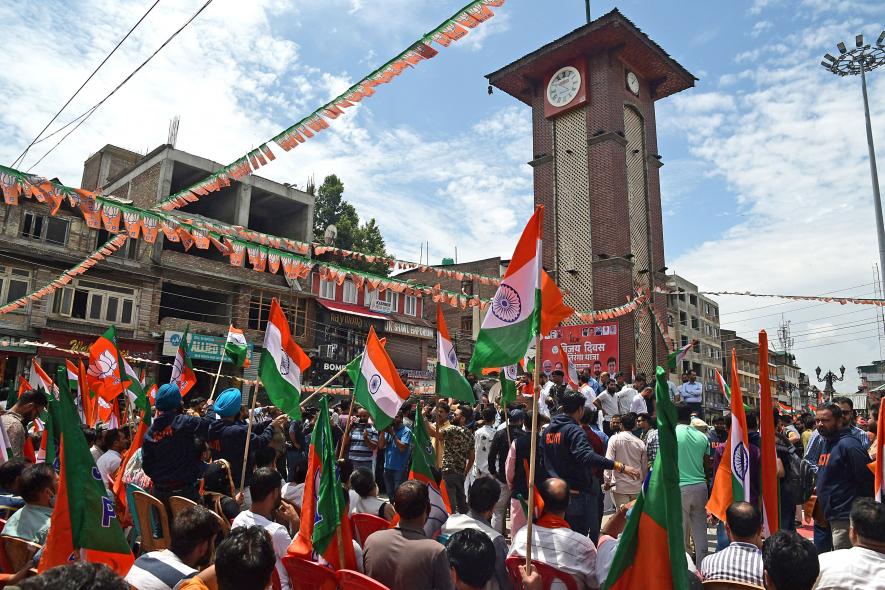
[
  {"xmin": 702, "ymin": 581, "xmax": 764, "ymax": 590},
  {"xmin": 280, "ymin": 556, "xmax": 337, "ymax": 590},
  {"xmin": 505, "ymin": 556, "xmax": 580, "ymax": 590},
  {"xmin": 350, "ymin": 513, "xmax": 389, "ymax": 545},
  {"xmin": 338, "ymin": 569, "xmax": 391, "ymax": 590},
  {"xmin": 202, "ymin": 492, "xmax": 232, "ymax": 536},
  {"xmin": 168, "ymin": 495, "xmax": 199, "ymax": 519},
  {"xmin": 0, "ymin": 537, "xmax": 41, "ymax": 572},
  {"xmin": 132, "ymin": 490, "xmax": 171, "ymax": 552}
]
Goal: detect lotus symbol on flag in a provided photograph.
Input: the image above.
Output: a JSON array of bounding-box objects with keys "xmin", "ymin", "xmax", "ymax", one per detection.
[
  {"xmin": 733, "ymin": 442, "xmax": 749, "ymax": 480},
  {"xmin": 424, "ymin": 441, "xmax": 434, "ymax": 456},
  {"xmin": 88, "ymin": 350, "xmax": 118, "ymax": 380},
  {"xmin": 369, "ymin": 374, "xmax": 382, "ymax": 395},
  {"xmin": 491, "ymin": 284, "xmax": 521, "ymax": 323}
]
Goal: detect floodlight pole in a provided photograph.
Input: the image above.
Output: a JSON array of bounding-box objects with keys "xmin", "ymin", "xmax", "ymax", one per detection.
[
  {"xmin": 859, "ymin": 64, "xmax": 885, "ymax": 285},
  {"xmin": 584, "ymin": 0, "xmax": 591, "ymax": 24}
]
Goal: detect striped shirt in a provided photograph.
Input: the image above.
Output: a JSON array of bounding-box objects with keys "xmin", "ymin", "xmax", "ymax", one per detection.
[
  {"xmin": 124, "ymin": 549, "xmax": 197, "ymax": 590},
  {"xmin": 699, "ymin": 542, "xmax": 763, "ymax": 586}
]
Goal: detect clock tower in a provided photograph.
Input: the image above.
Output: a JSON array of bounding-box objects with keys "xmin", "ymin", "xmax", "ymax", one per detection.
[{"xmin": 487, "ymin": 9, "xmax": 695, "ymax": 373}]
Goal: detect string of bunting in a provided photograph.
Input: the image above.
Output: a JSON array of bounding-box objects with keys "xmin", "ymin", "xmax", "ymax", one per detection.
[
  {"xmin": 573, "ymin": 286, "xmax": 652, "ymax": 323},
  {"xmin": 0, "ymin": 339, "xmax": 435, "ymax": 394},
  {"xmin": 700, "ymin": 291, "xmax": 885, "ymax": 306},
  {"xmin": 154, "ymin": 0, "xmax": 506, "ymax": 212},
  {"xmin": 0, "ymin": 234, "xmax": 128, "ymax": 315}
]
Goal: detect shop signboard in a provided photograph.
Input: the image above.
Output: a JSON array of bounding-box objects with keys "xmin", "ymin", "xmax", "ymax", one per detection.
[
  {"xmin": 162, "ymin": 330, "xmax": 254, "ymax": 364},
  {"xmin": 385, "ymin": 320, "xmax": 434, "ymax": 340}
]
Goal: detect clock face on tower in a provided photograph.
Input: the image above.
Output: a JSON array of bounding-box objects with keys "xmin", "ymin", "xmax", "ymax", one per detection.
[
  {"xmin": 546, "ymin": 66, "xmax": 581, "ymax": 108},
  {"xmin": 626, "ymin": 70, "xmax": 640, "ymax": 96}
]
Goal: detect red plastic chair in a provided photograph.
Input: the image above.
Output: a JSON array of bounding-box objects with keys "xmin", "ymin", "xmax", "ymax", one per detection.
[
  {"xmin": 350, "ymin": 513, "xmax": 390, "ymax": 545},
  {"xmin": 280, "ymin": 556, "xmax": 338, "ymax": 590},
  {"xmin": 338, "ymin": 569, "xmax": 391, "ymax": 590},
  {"xmin": 505, "ymin": 556, "xmax": 580, "ymax": 590}
]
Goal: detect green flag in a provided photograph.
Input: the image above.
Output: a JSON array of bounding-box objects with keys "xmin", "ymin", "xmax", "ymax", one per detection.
[
  {"xmin": 603, "ymin": 366, "xmax": 688, "ymax": 590},
  {"xmin": 499, "ymin": 365, "xmax": 518, "ymax": 408},
  {"xmin": 408, "ymin": 403, "xmax": 450, "ymax": 536},
  {"xmin": 312, "ymin": 396, "xmax": 348, "ymax": 553}
]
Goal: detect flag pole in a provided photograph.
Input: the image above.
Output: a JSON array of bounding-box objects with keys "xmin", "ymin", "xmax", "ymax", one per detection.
[
  {"xmin": 238, "ymin": 381, "xmax": 261, "ymax": 495},
  {"xmin": 338, "ymin": 397, "xmax": 357, "ymax": 461},
  {"xmin": 299, "ymin": 366, "xmax": 349, "ymax": 408},
  {"xmin": 524, "ymin": 335, "xmax": 541, "ymax": 570},
  {"xmin": 208, "ymin": 350, "xmax": 226, "ymax": 404}
]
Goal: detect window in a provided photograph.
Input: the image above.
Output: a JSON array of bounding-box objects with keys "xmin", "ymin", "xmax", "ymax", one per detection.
[
  {"xmin": 96, "ymin": 230, "xmax": 138, "ymax": 260},
  {"xmin": 461, "ymin": 315, "xmax": 473, "ymax": 335},
  {"xmin": 365, "ymin": 288, "xmax": 398, "ymax": 310},
  {"xmin": 461, "ymin": 279, "xmax": 474, "ymax": 296},
  {"xmin": 0, "ymin": 266, "xmax": 31, "ymax": 305},
  {"xmin": 319, "ymin": 279, "xmax": 336, "ymax": 300},
  {"xmin": 52, "ymin": 279, "xmax": 136, "ymax": 326},
  {"xmin": 681, "ymin": 336, "xmax": 688, "ymax": 348},
  {"xmin": 693, "ymin": 340, "xmax": 701, "ymax": 353},
  {"xmin": 248, "ymin": 291, "xmax": 307, "ymax": 337},
  {"xmin": 21, "ymin": 212, "xmax": 69, "ymax": 246},
  {"xmin": 666, "ymin": 314, "xmax": 674, "ymax": 327},
  {"xmin": 342, "ymin": 281, "xmax": 358, "ymax": 304},
  {"xmin": 679, "ymin": 311, "xmax": 688, "ymax": 327},
  {"xmin": 691, "ymin": 316, "xmax": 699, "ymax": 330},
  {"xmin": 404, "ymin": 295, "xmax": 417, "ymax": 316},
  {"xmin": 704, "ymin": 303, "xmax": 710, "ymax": 315},
  {"xmin": 689, "ymin": 294, "xmax": 698, "ymax": 307}
]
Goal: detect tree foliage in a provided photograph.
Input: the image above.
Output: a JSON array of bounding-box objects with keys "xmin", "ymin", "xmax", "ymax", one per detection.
[{"xmin": 312, "ymin": 174, "xmax": 391, "ymax": 276}]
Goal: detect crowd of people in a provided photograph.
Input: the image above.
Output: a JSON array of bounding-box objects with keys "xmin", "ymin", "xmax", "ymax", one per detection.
[{"xmin": 0, "ymin": 364, "xmax": 880, "ymax": 589}]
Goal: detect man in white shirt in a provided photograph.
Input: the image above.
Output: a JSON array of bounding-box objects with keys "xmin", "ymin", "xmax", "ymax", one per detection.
[
  {"xmin": 593, "ymin": 379, "xmax": 621, "ymax": 436},
  {"xmin": 815, "ymin": 497, "xmax": 885, "ymax": 589},
  {"xmin": 472, "ymin": 408, "xmax": 497, "ymax": 481},
  {"xmin": 96, "ymin": 428, "xmax": 129, "ymax": 490},
  {"xmin": 629, "ymin": 387, "xmax": 653, "ymax": 415},
  {"xmin": 232, "ymin": 467, "xmax": 300, "ymax": 590},
  {"xmin": 125, "ymin": 506, "xmax": 221, "ymax": 590},
  {"xmin": 603, "ymin": 413, "xmax": 648, "ymax": 506},
  {"xmin": 538, "ymin": 374, "xmax": 553, "ymax": 419},
  {"xmin": 615, "ymin": 374, "xmax": 646, "ymax": 416},
  {"xmin": 508, "ymin": 477, "xmax": 597, "ymax": 589}
]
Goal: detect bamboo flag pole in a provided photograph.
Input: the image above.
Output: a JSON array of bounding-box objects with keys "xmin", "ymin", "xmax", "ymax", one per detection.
[
  {"xmin": 208, "ymin": 350, "xmax": 226, "ymax": 403},
  {"xmin": 338, "ymin": 398, "xmax": 358, "ymax": 461},
  {"xmin": 299, "ymin": 365, "xmax": 350, "ymax": 408},
  {"xmin": 238, "ymin": 381, "xmax": 261, "ymax": 495},
  {"xmin": 523, "ymin": 335, "xmax": 542, "ymax": 571}
]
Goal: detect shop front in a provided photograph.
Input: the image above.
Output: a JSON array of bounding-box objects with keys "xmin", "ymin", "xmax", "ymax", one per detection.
[
  {"xmin": 37, "ymin": 328, "xmax": 160, "ymax": 382},
  {"xmin": 312, "ymin": 301, "xmax": 386, "ymax": 385}
]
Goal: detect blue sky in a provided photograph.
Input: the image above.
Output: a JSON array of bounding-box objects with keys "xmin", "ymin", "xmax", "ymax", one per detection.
[{"xmin": 1, "ymin": 0, "xmax": 884, "ymax": 388}]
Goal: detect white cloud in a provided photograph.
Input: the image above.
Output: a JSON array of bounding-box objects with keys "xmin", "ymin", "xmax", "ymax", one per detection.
[
  {"xmin": 750, "ymin": 20, "xmax": 773, "ymax": 37},
  {"xmin": 663, "ymin": 15, "xmax": 885, "ymax": 388}
]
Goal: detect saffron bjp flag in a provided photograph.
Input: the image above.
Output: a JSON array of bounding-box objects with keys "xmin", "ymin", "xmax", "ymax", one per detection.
[
  {"xmin": 66, "ymin": 360, "xmax": 79, "ymax": 384},
  {"xmin": 38, "ymin": 367, "xmax": 134, "ymax": 577},
  {"xmin": 409, "ymin": 403, "xmax": 451, "ymax": 538},
  {"xmin": 435, "ymin": 304, "xmax": 475, "ymax": 403},
  {"xmin": 469, "ymin": 207, "xmax": 544, "ymax": 373},
  {"xmin": 87, "ymin": 326, "xmax": 130, "ymax": 402},
  {"xmin": 666, "ymin": 340, "xmax": 694, "ymax": 371},
  {"xmin": 875, "ymin": 399, "xmax": 884, "ymax": 502},
  {"xmin": 225, "ymin": 324, "xmax": 250, "ymax": 368},
  {"xmin": 539, "ymin": 269, "xmax": 573, "ymax": 336},
  {"xmin": 556, "ymin": 343, "xmax": 579, "ymax": 389},
  {"xmin": 707, "ymin": 349, "xmax": 752, "ymax": 521},
  {"xmin": 288, "ymin": 395, "xmax": 356, "ymax": 570},
  {"xmin": 758, "ymin": 330, "xmax": 780, "ymax": 534},
  {"xmin": 170, "ymin": 325, "xmax": 197, "ymax": 397},
  {"xmin": 349, "ymin": 326, "xmax": 410, "ymax": 431},
  {"xmin": 603, "ymin": 367, "xmax": 688, "ymax": 590},
  {"xmin": 113, "ymin": 402, "xmax": 150, "ymax": 524},
  {"xmin": 260, "ymin": 298, "xmax": 311, "ymax": 419}
]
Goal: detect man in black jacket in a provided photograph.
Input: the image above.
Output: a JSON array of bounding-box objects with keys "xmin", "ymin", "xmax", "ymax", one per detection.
[
  {"xmin": 487, "ymin": 409, "xmax": 526, "ymax": 533},
  {"xmin": 814, "ymin": 403, "xmax": 874, "ymax": 551},
  {"xmin": 541, "ymin": 390, "xmax": 639, "ymax": 542}
]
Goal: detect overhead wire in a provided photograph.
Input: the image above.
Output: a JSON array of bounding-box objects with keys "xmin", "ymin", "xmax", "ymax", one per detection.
[
  {"xmin": 23, "ymin": 0, "xmax": 216, "ymax": 172},
  {"xmin": 715, "ymin": 282, "xmax": 876, "ymax": 317},
  {"xmin": 9, "ymin": 0, "xmax": 163, "ymax": 168}
]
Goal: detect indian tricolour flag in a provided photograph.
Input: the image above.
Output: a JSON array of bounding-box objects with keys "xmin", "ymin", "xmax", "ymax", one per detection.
[
  {"xmin": 349, "ymin": 326, "xmax": 410, "ymax": 431},
  {"xmin": 666, "ymin": 339, "xmax": 694, "ymax": 371},
  {"xmin": 225, "ymin": 325, "xmax": 250, "ymax": 368},
  {"xmin": 435, "ymin": 303, "xmax": 475, "ymax": 403},
  {"xmin": 556, "ymin": 343, "xmax": 579, "ymax": 389},
  {"xmin": 706, "ymin": 349, "xmax": 751, "ymax": 521},
  {"xmin": 260, "ymin": 298, "xmax": 311, "ymax": 419},
  {"xmin": 469, "ymin": 207, "xmax": 543, "ymax": 373},
  {"xmin": 714, "ymin": 369, "xmax": 731, "ymax": 403}
]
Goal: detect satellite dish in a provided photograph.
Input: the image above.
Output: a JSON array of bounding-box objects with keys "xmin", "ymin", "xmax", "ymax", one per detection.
[{"xmin": 323, "ymin": 225, "xmax": 337, "ymax": 246}]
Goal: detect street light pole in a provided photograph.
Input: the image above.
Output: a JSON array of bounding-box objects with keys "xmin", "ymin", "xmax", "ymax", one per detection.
[
  {"xmin": 821, "ymin": 33, "xmax": 885, "ymax": 296},
  {"xmin": 584, "ymin": 0, "xmax": 591, "ymax": 24}
]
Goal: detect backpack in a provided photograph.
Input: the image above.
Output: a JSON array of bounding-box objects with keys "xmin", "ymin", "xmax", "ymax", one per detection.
[
  {"xmin": 796, "ymin": 455, "xmax": 817, "ymax": 503},
  {"xmin": 782, "ymin": 446, "xmax": 803, "ymax": 501}
]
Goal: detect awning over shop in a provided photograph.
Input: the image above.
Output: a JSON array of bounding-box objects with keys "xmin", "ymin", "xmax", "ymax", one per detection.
[{"xmin": 316, "ymin": 300, "xmax": 388, "ymax": 321}]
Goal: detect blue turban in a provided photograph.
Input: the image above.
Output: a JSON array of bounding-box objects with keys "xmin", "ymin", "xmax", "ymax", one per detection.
[
  {"xmin": 155, "ymin": 383, "xmax": 182, "ymax": 412},
  {"xmin": 214, "ymin": 388, "xmax": 242, "ymax": 418}
]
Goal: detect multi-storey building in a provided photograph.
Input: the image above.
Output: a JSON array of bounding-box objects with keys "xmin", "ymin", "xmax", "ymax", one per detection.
[
  {"xmin": 665, "ymin": 274, "xmax": 725, "ymax": 410},
  {"xmin": 1, "ymin": 142, "xmax": 317, "ymax": 400},
  {"xmin": 857, "ymin": 360, "xmax": 885, "ymax": 395}
]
